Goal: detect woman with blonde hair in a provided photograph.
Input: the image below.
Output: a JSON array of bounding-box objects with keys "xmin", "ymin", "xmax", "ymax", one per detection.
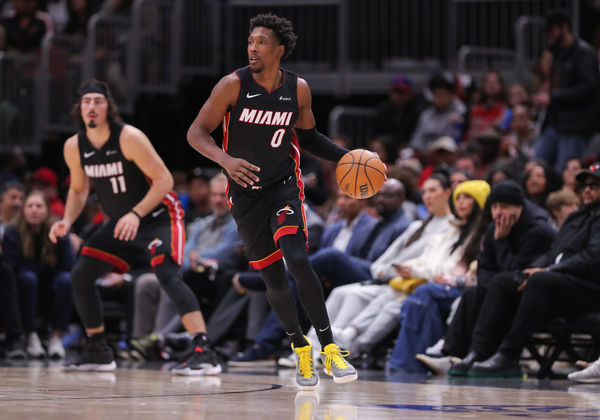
[{"xmin": 2, "ymin": 190, "xmax": 75, "ymax": 358}]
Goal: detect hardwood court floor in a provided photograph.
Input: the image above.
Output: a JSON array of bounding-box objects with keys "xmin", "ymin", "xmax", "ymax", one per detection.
[{"xmin": 1, "ymin": 362, "xmax": 600, "ymax": 419}]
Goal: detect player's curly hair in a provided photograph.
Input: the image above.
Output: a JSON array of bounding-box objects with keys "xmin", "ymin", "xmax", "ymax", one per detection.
[{"xmin": 250, "ymin": 13, "xmax": 297, "ymax": 59}]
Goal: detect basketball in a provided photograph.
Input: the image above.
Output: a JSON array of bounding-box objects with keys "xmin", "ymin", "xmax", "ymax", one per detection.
[{"xmin": 336, "ymin": 149, "xmax": 387, "ymax": 199}]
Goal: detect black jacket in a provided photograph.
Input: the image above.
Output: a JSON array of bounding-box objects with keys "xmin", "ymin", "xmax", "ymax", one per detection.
[
  {"xmin": 477, "ymin": 202, "xmax": 555, "ymax": 289},
  {"xmin": 532, "ymin": 205, "xmax": 600, "ymax": 292},
  {"xmin": 548, "ymin": 37, "xmax": 600, "ymax": 137}
]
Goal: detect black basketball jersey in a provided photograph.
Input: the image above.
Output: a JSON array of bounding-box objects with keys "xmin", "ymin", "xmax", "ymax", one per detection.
[
  {"xmin": 77, "ymin": 123, "xmax": 152, "ymax": 220},
  {"xmin": 224, "ymin": 66, "xmax": 300, "ymax": 188}
]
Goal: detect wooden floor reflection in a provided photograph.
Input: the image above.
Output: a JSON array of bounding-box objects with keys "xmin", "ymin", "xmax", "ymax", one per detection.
[{"xmin": 1, "ymin": 363, "xmax": 600, "ymax": 419}]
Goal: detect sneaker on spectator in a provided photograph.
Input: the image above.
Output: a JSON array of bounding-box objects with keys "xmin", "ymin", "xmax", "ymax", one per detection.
[
  {"xmin": 48, "ymin": 334, "xmax": 66, "ymax": 359},
  {"xmin": 5, "ymin": 336, "xmax": 26, "ymax": 359},
  {"xmin": 415, "ymin": 354, "xmax": 452, "ymax": 375},
  {"xmin": 568, "ymin": 359, "xmax": 600, "ymax": 383},
  {"xmin": 171, "ymin": 342, "xmax": 222, "ymax": 376},
  {"xmin": 425, "ymin": 338, "xmax": 445, "ymax": 357},
  {"xmin": 26, "ymin": 332, "xmax": 46, "ymax": 358},
  {"xmin": 228, "ymin": 344, "xmax": 275, "ymax": 367},
  {"xmin": 130, "ymin": 334, "xmax": 161, "ymax": 361},
  {"xmin": 320, "ymin": 343, "xmax": 358, "ymax": 384},
  {"xmin": 277, "ymin": 351, "xmax": 296, "ymax": 368},
  {"xmin": 64, "ymin": 342, "xmax": 116, "ymax": 371}
]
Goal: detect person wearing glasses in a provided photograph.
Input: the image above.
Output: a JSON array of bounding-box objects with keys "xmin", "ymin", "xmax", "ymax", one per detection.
[{"xmin": 464, "ymin": 162, "xmax": 600, "ymax": 377}]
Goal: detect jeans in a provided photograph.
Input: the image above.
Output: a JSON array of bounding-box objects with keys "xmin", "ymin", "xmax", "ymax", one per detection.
[
  {"xmin": 534, "ymin": 126, "xmax": 589, "ymax": 171},
  {"xmin": 18, "ymin": 270, "xmax": 72, "ymax": 333},
  {"xmin": 389, "ymin": 283, "xmax": 463, "ymax": 372},
  {"xmin": 308, "ymin": 248, "xmax": 372, "ymax": 287}
]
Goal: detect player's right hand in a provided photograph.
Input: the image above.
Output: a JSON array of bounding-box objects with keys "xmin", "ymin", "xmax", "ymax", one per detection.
[
  {"xmin": 49, "ymin": 220, "xmax": 71, "ymax": 243},
  {"xmin": 222, "ymin": 156, "xmax": 260, "ymax": 188}
]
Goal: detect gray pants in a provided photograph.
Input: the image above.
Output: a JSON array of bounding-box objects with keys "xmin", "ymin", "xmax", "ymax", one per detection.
[{"xmin": 133, "ymin": 272, "xmax": 180, "ymax": 338}]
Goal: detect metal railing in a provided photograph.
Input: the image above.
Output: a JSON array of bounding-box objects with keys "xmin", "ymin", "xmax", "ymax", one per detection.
[
  {"xmin": 39, "ymin": 33, "xmax": 86, "ymax": 135},
  {"xmin": 515, "ymin": 15, "xmax": 546, "ymax": 79},
  {"xmin": 0, "ymin": 52, "xmax": 41, "ymax": 152},
  {"xmin": 328, "ymin": 106, "xmax": 377, "ymax": 148},
  {"xmin": 180, "ymin": 0, "xmax": 221, "ymax": 76},
  {"xmin": 449, "ymin": 0, "xmax": 578, "ymax": 68},
  {"xmin": 128, "ymin": 0, "xmax": 183, "ymax": 94},
  {"xmin": 226, "ymin": 0, "xmax": 347, "ymax": 95},
  {"xmin": 83, "ymin": 13, "xmax": 133, "ymax": 113}
]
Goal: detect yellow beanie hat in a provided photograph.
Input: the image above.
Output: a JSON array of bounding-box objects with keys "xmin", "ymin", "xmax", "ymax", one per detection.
[{"xmin": 453, "ymin": 180, "xmax": 491, "ymax": 210}]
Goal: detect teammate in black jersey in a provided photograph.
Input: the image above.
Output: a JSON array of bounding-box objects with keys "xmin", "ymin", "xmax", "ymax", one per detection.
[
  {"xmin": 187, "ymin": 14, "xmax": 358, "ymax": 388},
  {"xmin": 50, "ymin": 79, "xmax": 220, "ymax": 375}
]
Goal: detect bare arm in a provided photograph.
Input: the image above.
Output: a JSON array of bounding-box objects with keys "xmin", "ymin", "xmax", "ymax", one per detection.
[
  {"xmin": 114, "ymin": 125, "xmax": 173, "ymax": 241},
  {"xmin": 49, "ymin": 136, "xmax": 90, "ymax": 243},
  {"xmin": 187, "ymin": 74, "xmax": 260, "ymax": 187}
]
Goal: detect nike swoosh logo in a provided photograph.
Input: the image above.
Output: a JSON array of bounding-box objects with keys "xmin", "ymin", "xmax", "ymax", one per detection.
[
  {"xmin": 318, "ymin": 326, "xmax": 330, "ymax": 332},
  {"xmin": 83, "ymin": 151, "xmax": 95, "ymax": 158},
  {"xmin": 246, "ymin": 93, "xmax": 261, "ymax": 98},
  {"xmin": 152, "ymin": 208, "xmax": 166, "ymax": 217}
]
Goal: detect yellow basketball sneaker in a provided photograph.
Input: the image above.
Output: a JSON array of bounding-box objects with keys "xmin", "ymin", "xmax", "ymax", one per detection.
[
  {"xmin": 292, "ymin": 337, "xmax": 319, "ymax": 390},
  {"xmin": 321, "ymin": 343, "xmax": 358, "ymax": 384}
]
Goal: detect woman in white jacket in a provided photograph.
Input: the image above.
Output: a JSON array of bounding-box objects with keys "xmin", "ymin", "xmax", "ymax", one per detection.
[{"xmin": 388, "ymin": 180, "xmax": 491, "ymax": 373}]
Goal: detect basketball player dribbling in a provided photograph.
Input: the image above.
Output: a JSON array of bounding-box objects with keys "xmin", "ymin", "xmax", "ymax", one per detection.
[
  {"xmin": 50, "ymin": 79, "xmax": 220, "ymax": 376},
  {"xmin": 187, "ymin": 13, "xmax": 358, "ymax": 389}
]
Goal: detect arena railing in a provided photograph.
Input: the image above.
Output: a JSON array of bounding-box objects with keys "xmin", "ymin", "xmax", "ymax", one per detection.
[
  {"xmin": 128, "ymin": 0, "xmax": 183, "ymax": 95},
  {"xmin": 180, "ymin": 0, "xmax": 221, "ymax": 77},
  {"xmin": 448, "ymin": 0, "xmax": 578, "ymax": 69},
  {"xmin": 226, "ymin": 0, "xmax": 347, "ymax": 95},
  {"xmin": 328, "ymin": 106, "xmax": 377, "ymax": 148},
  {"xmin": 0, "ymin": 52, "xmax": 41, "ymax": 152},
  {"xmin": 83, "ymin": 13, "xmax": 134, "ymax": 114},
  {"xmin": 39, "ymin": 33, "xmax": 86, "ymax": 136},
  {"xmin": 515, "ymin": 15, "xmax": 546, "ymax": 80},
  {"xmin": 456, "ymin": 45, "xmax": 519, "ymax": 81}
]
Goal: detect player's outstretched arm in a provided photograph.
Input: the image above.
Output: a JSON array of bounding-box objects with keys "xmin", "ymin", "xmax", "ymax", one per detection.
[
  {"xmin": 187, "ymin": 74, "xmax": 260, "ymax": 188},
  {"xmin": 49, "ymin": 136, "xmax": 90, "ymax": 243},
  {"xmin": 294, "ymin": 78, "xmax": 349, "ymax": 162}
]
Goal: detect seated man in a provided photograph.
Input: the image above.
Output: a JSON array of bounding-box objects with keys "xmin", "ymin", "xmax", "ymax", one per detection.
[
  {"xmin": 467, "ymin": 163, "xmax": 600, "ymax": 377},
  {"xmin": 439, "ymin": 181, "xmax": 555, "ymax": 373},
  {"xmin": 181, "ymin": 173, "xmax": 244, "ymax": 315}
]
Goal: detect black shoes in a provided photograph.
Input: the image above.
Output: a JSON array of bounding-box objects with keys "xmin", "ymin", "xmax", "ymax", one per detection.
[
  {"xmin": 448, "ymin": 351, "xmax": 482, "ymax": 376},
  {"xmin": 468, "ymin": 352, "xmax": 522, "ymax": 378},
  {"xmin": 64, "ymin": 342, "xmax": 116, "ymax": 371},
  {"xmin": 171, "ymin": 335, "xmax": 222, "ymax": 376}
]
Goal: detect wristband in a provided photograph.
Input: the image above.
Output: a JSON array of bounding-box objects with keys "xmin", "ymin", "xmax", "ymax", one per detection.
[{"xmin": 131, "ymin": 209, "xmax": 142, "ymax": 220}]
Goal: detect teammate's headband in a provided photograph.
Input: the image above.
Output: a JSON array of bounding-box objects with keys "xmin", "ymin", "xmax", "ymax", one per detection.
[{"xmin": 80, "ymin": 85, "xmax": 108, "ymax": 98}]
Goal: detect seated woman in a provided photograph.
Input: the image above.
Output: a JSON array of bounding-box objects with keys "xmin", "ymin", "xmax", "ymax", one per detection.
[
  {"xmin": 522, "ymin": 160, "xmax": 562, "ymax": 212},
  {"xmin": 304, "ymin": 172, "xmax": 455, "ymax": 358},
  {"xmin": 3, "ymin": 191, "xmax": 75, "ymax": 358},
  {"xmin": 387, "ymin": 180, "xmax": 490, "ymax": 373}
]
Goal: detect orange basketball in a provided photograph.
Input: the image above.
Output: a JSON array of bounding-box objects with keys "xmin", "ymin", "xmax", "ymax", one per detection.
[{"xmin": 336, "ymin": 149, "xmax": 387, "ymax": 199}]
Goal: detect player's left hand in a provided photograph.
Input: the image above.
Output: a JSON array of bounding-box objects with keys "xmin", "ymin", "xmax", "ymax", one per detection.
[{"xmin": 114, "ymin": 212, "xmax": 140, "ymax": 241}]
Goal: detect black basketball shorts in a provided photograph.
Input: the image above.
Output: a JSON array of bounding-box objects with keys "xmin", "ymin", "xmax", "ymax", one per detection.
[
  {"xmin": 228, "ymin": 175, "xmax": 307, "ymax": 270},
  {"xmin": 80, "ymin": 193, "xmax": 185, "ymax": 271}
]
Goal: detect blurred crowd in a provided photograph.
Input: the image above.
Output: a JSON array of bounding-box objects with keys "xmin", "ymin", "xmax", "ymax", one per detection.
[{"xmin": 0, "ymin": 5, "xmax": 600, "ymax": 381}]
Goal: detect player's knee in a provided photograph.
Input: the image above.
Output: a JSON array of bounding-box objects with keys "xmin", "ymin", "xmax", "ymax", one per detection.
[{"xmin": 152, "ymin": 256, "xmax": 180, "ymax": 286}]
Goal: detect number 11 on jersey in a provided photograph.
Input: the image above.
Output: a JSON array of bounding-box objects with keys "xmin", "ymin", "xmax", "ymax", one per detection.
[{"xmin": 109, "ymin": 175, "xmax": 127, "ymax": 194}]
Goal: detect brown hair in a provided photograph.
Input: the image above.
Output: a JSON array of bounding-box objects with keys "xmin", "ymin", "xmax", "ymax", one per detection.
[
  {"xmin": 546, "ymin": 189, "xmax": 580, "ymax": 212},
  {"xmin": 70, "ymin": 79, "xmax": 122, "ymax": 130},
  {"xmin": 15, "ymin": 191, "xmax": 57, "ymax": 267}
]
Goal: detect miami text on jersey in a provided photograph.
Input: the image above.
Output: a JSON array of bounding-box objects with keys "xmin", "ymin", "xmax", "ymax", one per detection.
[{"xmin": 238, "ymin": 108, "xmax": 294, "ymax": 126}]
